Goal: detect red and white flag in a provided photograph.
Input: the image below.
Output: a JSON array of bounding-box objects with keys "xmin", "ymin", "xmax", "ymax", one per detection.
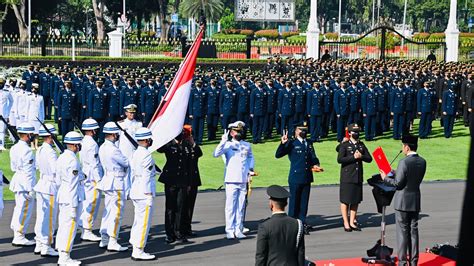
[{"xmin": 148, "ymin": 28, "xmax": 204, "ymax": 150}]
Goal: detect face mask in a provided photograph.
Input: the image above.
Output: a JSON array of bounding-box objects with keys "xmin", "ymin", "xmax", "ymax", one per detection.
[
  {"xmin": 299, "ymin": 130, "xmax": 307, "ymax": 139},
  {"xmin": 27, "ymin": 134, "xmax": 35, "ymax": 143},
  {"xmin": 148, "ymin": 139, "xmax": 153, "ymax": 148},
  {"xmin": 234, "ymin": 132, "xmax": 243, "ymax": 141},
  {"xmin": 351, "ymin": 132, "xmax": 359, "ymax": 140},
  {"xmin": 32, "ymin": 89, "xmax": 38, "ymax": 94},
  {"xmin": 175, "ymin": 133, "xmax": 184, "ymax": 142},
  {"xmin": 76, "ymin": 144, "xmax": 82, "ymax": 152}
]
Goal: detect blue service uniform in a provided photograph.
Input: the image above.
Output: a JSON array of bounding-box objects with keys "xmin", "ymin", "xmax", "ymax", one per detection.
[
  {"xmin": 278, "ymin": 89, "xmax": 296, "ymax": 136},
  {"xmin": 22, "ymin": 70, "xmax": 39, "ymax": 92},
  {"xmin": 348, "ymin": 85, "xmax": 362, "ymax": 125},
  {"xmin": 57, "ymin": 89, "xmax": 78, "ymax": 138},
  {"xmin": 390, "ymin": 88, "xmax": 406, "ymax": 139},
  {"xmin": 306, "ymin": 88, "xmax": 325, "ymax": 142},
  {"xmin": 81, "ymin": 81, "xmax": 95, "ymax": 121},
  {"xmin": 39, "ymin": 72, "xmax": 52, "ymax": 119},
  {"xmin": 236, "ymin": 86, "xmax": 251, "ymax": 134},
  {"xmin": 72, "ymin": 76, "xmax": 85, "ymax": 122},
  {"xmin": 140, "ymin": 85, "xmax": 160, "ymax": 127},
  {"xmin": 206, "ymin": 86, "xmax": 221, "ymax": 141},
  {"xmin": 106, "ymin": 85, "xmax": 121, "ymax": 122},
  {"xmin": 250, "ymin": 88, "xmax": 267, "ymax": 143},
  {"xmin": 361, "ymin": 89, "xmax": 377, "ymax": 141},
  {"xmin": 120, "ymin": 87, "xmax": 140, "ymax": 116},
  {"xmin": 264, "ymin": 86, "xmax": 278, "ymax": 138},
  {"xmin": 442, "ymin": 89, "xmax": 458, "ymax": 138},
  {"xmin": 275, "ymin": 138, "xmax": 319, "ymax": 223},
  {"xmin": 294, "ymin": 86, "xmax": 306, "ymax": 124},
  {"xmin": 88, "ymin": 88, "xmax": 108, "ymax": 142},
  {"xmin": 188, "ymin": 88, "xmax": 207, "ymax": 144},
  {"xmin": 404, "ymin": 86, "xmax": 416, "ymax": 134},
  {"xmin": 417, "ymin": 88, "xmax": 433, "ymax": 138},
  {"xmin": 52, "ymin": 76, "xmax": 65, "ymax": 126},
  {"xmin": 375, "ymin": 84, "xmax": 389, "ymax": 135},
  {"xmin": 321, "ymin": 85, "xmax": 334, "ymax": 138},
  {"xmin": 219, "ymin": 88, "xmax": 238, "ymax": 130},
  {"xmin": 334, "ymin": 88, "xmax": 350, "ymax": 142}
]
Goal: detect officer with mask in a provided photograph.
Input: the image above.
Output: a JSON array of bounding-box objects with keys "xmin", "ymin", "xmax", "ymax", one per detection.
[{"xmin": 275, "ymin": 122, "xmax": 321, "ymax": 235}]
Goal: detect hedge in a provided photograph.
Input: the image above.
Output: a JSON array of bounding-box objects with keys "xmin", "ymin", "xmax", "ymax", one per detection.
[
  {"xmin": 281, "ymin": 31, "xmax": 300, "ymax": 39},
  {"xmin": 255, "ymin": 29, "xmax": 279, "ymax": 39},
  {"xmin": 211, "ymin": 33, "xmax": 247, "ymax": 40}
]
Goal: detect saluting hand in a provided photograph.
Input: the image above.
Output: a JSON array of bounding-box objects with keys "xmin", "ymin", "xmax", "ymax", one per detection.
[
  {"xmin": 281, "ymin": 130, "xmax": 289, "ymax": 144},
  {"xmin": 221, "ymin": 129, "xmax": 229, "ymax": 142}
]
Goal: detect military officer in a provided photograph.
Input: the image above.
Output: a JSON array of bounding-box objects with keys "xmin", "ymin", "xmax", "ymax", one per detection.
[
  {"xmin": 120, "ymin": 78, "xmax": 140, "ymax": 116},
  {"xmin": 255, "ymin": 185, "xmax": 305, "ymax": 266},
  {"xmin": 404, "ymin": 80, "xmax": 417, "ymax": 134},
  {"xmin": 57, "ymin": 81, "xmax": 77, "ymax": 138},
  {"xmin": 206, "ymin": 79, "xmax": 220, "ymax": 141},
  {"xmin": 188, "ymin": 80, "xmax": 207, "ymax": 145},
  {"xmin": 0, "ymin": 79, "xmax": 13, "ymax": 151},
  {"xmin": 72, "ymin": 71, "xmax": 85, "ymax": 122},
  {"xmin": 275, "ymin": 122, "xmax": 320, "ymax": 235},
  {"xmin": 39, "ymin": 68, "xmax": 53, "ymax": 119},
  {"xmin": 219, "ymin": 81, "xmax": 238, "ymax": 130},
  {"xmin": 79, "ymin": 119, "xmax": 103, "ymax": 242},
  {"xmin": 81, "ymin": 74, "xmax": 96, "ymax": 121},
  {"xmin": 461, "ymin": 74, "xmax": 474, "ymax": 126},
  {"xmin": 375, "ymin": 79, "xmax": 389, "ymax": 135},
  {"xmin": 107, "ymin": 79, "xmax": 122, "ymax": 122},
  {"xmin": 278, "ymin": 81, "xmax": 296, "ymax": 137},
  {"xmin": 264, "ymin": 79, "xmax": 278, "ymax": 139},
  {"xmin": 33, "ymin": 123, "xmax": 60, "ymax": 257},
  {"xmin": 348, "ymin": 80, "xmax": 362, "ymax": 125},
  {"xmin": 55, "ymin": 131, "xmax": 85, "ymax": 266},
  {"xmin": 236, "ymin": 80, "xmax": 251, "ymax": 137},
  {"xmin": 129, "ymin": 127, "xmax": 157, "ymax": 261},
  {"xmin": 88, "ymin": 80, "xmax": 108, "ymax": 143},
  {"xmin": 97, "ymin": 122, "xmax": 129, "ymax": 252},
  {"xmin": 9, "ymin": 122, "xmax": 37, "ymax": 246},
  {"xmin": 334, "ymin": 81, "xmax": 351, "ymax": 142},
  {"xmin": 306, "ymin": 82, "xmax": 325, "ymax": 142},
  {"xmin": 390, "ymin": 81, "xmax": 406, "ymax": 140},
  {"xmin": 321, "ymin": 79, "xmax": 334, "ymax": 138},
  {"xmin": 442, "ymin": 85, "xmax": 459, "ymax": 138},
  {"xmin": 22, "ymin": 64, "xmax": 36, "ymax": 92},
  {"xmin": 417, "ymin": 81, "xmax": 434, "ymax": 139},
  {"xmin": 117, "ymin": 104, "xmax": 142, "ymax": 158},
  {"xmin": 140, "ymin": 78, "xmax": 160, "ymax": 127},
  {"xmin": 250, "ymin": 81, "xmax": 267, "ymax": 144},
  {"xmin": 213, "ymin": 122, "xmax": 255, "ymax": 239},
  {"xmin": 293, "ymin": 79, "xmax": 307, "ymax": 125},
  {"xmin": 52, "ymin": 72, "xmax": 67, "ymax": 130},
  {"xmin": 361, "ymin": 82, "xmax": 377, "ymax": 141}
]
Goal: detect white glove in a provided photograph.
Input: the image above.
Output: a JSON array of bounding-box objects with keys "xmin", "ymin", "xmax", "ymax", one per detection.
[
  {"xmin": 26, "ymin": 191, "xmax": 35, "ymax": 201},
  {"xmin": 221, "ymin": 129, "xmax": 229, "ymax": 142}
]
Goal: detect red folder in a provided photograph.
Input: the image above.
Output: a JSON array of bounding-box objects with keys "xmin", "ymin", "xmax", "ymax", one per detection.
[
  {"xmin": 372, "ymin": 147, "xmax": 392, "ymax": 175},
  {"xmin": 345, "ymin": 128, "xmax": 350, "ymax": 139}
]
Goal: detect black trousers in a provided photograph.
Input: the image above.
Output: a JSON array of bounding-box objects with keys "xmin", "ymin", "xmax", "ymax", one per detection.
[
  {"xmin": 184, "ymin": 186, "xmax": 198, "ymax": 234},
  {"xmin": 395, "ymin": 210, "xmax": 419, "ymax": 266},
  {"xmin": 164, "ymin": 184, "xmax": 188, "ymax": 239},
  {"xmin": 207, "ymin": 114, "xmax": 219, "ymax": 141}
]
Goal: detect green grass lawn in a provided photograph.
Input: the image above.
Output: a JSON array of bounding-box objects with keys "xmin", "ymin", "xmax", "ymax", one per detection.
[{"xmin": 1, "ymin": 119, "xmax": 470, "ymax": 200}]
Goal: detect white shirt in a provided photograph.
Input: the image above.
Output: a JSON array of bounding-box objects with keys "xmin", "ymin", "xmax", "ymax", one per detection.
[
  {"xmin": 34, "ymin": 142, "xmax": 60, "ymax": 195},
  {"xmin": 26, "ymin": 93, "xmax": 45, "ymax": 122},
  {"xmin": 56, "ymin": 149, "xmax": 85, "ymax": 207},
  {"xmin": 130, "ymin": 146, "xmax": 157, "ymax": 200},
  {"xmin": 80, "ymin": 135, "xmax": 103, "ymax": 184},
  {"xmin": 214, "ymin": 139, "xmax": 254, "ymax": 183},
  {"xmin": 9, "ymin": 140, "xmax": 36, "ymax": 192},
  {"xmin": 118, "ymin": 118, "xmax": 142, "ymax": 158},
  {"xmin": 0, "ymin": 88, "xmax": 13, "ymax": 118},
  {"xmin": 98, "ymin": 139, "xmax": 129, "ymax": 191}
]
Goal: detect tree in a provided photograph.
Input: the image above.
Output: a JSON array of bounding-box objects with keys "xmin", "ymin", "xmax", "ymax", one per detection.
[
  {"xmin": 92, "ymin": 0, "xmax": 106, "ymax": 44},
  {"xmin": 219, "ymin": 7, "xmax": 235, "ymax": 30},
  {"xmin": 1, "ymin": 0, "xmax": 28, "ymax": 44},
  {"xmin": 181, "ymin": 0, "xmax": 224, "ymax": 22}
]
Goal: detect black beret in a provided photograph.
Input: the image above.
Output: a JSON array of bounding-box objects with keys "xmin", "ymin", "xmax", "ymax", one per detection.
[{"xmin": 266, "ymin": 185, "xmax": 290, "ymax": 202}]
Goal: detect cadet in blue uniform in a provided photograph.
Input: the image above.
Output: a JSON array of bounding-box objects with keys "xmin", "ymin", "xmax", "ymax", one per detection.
[
  {"xmin": 140, "ymin": 78, "xmax": 160, "ymax": 127},
  {"xmin": 219, "ymin": 81, "xmax": 238, "ymax": 130},
  {"xmin": 293, "ymin": 80, "xmax": 306, "ymax": 125},
  {"xmin": 188, "ymin": 80, "xmax": 207, "ymax": 145},
  {"xmin": 417, "ymin": 81, "xmax": 433, "ymax": 138},
  {"xmin": 321, "ymin": 80, "xmax": 334, "ymax": 138},
  {"xmin": 278, "ymin": 81, "xmax": 296, "ymax": 137},
  {"xmin": 442, "ymin": 86, "xmax": 458, "ymax": 138},
  {"xmin": 39, "ymin": 68, "xmax": 52, "ymax": 119},
  {"xmin": 206, "ymin": 79, "xmax": 220, "ymax": 141},
  {"xmin": 348, "ymin": 80, "xmax": 362, "ymax": 125},
  {"xmin": 306, "ymin": 82, "xmax": 325, "ymax": 142},
  {"xmin": 275, "ymin": 123, "xmax": 320, "ymax": 235},
  {"xmin": 361, "ymin": 82, "xmax": 377, "ymax": 141},
  {"xmin": 250, "ymin": 81, "xmax": 267, "ymax": 144},
  {"xmin": 390, "ymin": 81, "xmax": 406, "ymax": 140},
  {"xmin": 52, "ymin": 72, "xmax": 67, "ymax": 133},
  {"xmin": 107, "ymin": 79, "xmax": 122, "ymax": 122},
  {"xmin": 404, "ymin": 79, "xmax": 416, "ymax": 134},
  {"xmin": 81, "ymin": 74, "xmax": 96, "ymax": 122},
  {"xmin": 120, "ymin": 78, "xmax": 140, "ymax": 117},
  {"xmin": 57, "ymin": 80, "xmax": 78, "ymax": 138},
  {"xmin": 72, "ymin": 71, "xmax": 85, "ymax": 122},
  {"xmin": 375, "ymin": 79, "xmax": 389, "ymax": 135},
  {"xmin": 264, "ymin": 79, "xmax": 278, "ymax": 139},
  {"xmin": 236, "ymin": 80, "xmax": 251, "ymax": 137},
  {"xmin": 88, "ymin": 80, "xmax": 108, "ymax": 143},
  {"xmin": 334, "ymin": 81, "xmax": 351, "ymax": 142}
]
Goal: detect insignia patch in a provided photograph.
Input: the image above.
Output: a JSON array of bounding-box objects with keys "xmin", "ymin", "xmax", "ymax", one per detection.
[
  {"xmin": 73, "ymin": 170, "xmax": 79, "ymax": 176},
  {"xmin": 29, "ymin": 159, "xmax": 33, "ymax": 164}
]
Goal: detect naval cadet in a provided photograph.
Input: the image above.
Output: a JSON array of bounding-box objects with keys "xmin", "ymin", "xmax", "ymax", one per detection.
[
  {"xmin": 275, "ymin": 122, "xmax": 320, "ymax": 235},
  {"xmin": 255, "ymin": 185, "xmax": 305, "ymax": 266}
]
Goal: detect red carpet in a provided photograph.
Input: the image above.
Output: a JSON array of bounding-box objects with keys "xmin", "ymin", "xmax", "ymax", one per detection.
[{"xmin": 315, "ymin": 253, "xmax": 455, "ymax": 266}]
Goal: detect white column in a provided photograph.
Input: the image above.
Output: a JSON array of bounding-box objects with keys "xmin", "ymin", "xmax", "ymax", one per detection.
[
  {"xmin": 306, "ymin": 0, "xmax": 320, "ymax": 59},
  {"xmin": 108, "ymin": 30, "xmax": 123, "ymax": 57},
  {"xmin": 401, "ymin": 0, "xmax": 407, "ymax": 46},
  {"xmin": 338, "ymin": 0, "xmax": 342, "ymax": 37},
  {"xmin": 445, "ymin": 0, "xmax": 459, "ymax": 62},
  {"xmin": 28, "ymin": 0, "xmax": 31, "ymax": 56}
]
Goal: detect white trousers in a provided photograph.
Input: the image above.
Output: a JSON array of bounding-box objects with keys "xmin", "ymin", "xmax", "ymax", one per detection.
[
  {"xmin": 129, "ymin": 199, "xmax": 153, "ymax": 249},
  {"xmin": 79, "ymin": 183, "xmax": 102, "ymax": 230},
  {"xmin": 224, "ymin": 183, "xmax": 247, "ymax": 235},
  {"xmin": 0, "ymin": 120, "xmax": 5, "ymax": 148},
  {"xmin": 34, "ymin": 193, "xmax": 57, "ymax": 245},
  {"xmin": 0, "ymin": 185, "xmax": 4, "ymax": 219},
  {"xmin": 99, "ymin": 190, "xmax": 124, "ymax": 238},
  {"xmin": 11, "ymin": 192, "xmax": 34, "ymax": 235},
  {"xmin": 55, "ymin": 202, "xmax": 81, "ymax": 252}
]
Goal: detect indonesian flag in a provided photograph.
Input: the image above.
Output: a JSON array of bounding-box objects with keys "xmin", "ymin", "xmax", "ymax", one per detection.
[{"xmin": 148, "ymin": 27, "xmax": 205, "ymax": 151}]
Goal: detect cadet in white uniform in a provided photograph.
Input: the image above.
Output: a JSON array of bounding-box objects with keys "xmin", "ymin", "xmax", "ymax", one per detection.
[
  {"xmin": 7, "ymin": 79, "xmax": 19, "ymax": 128},
  {"xmin": 97, "ymin": 122, "xmax": 129, "ymax": 251},
  {"xmin": 55, "ymin": 131, "xmax": 85, "ymax": 266},
  {"xmin": 213, "ymin": 121, "xmax": 255, "ymax": 239},
  {"xmin": 9, "ymin": 122, "xmax": 37, "ymax": 246},
  {"xmin": 33, "ymin": 123, "xmax": 60, "ymax": 257},
  {"xmin": 0, "ymin": 78, "xmax": 13, "ymax": 151},
  {"xmin": 26, "ymin": 83, "xmax": 45, "ymax": 149},
  {"xmin": 129, "ymin": 127, "xmax": 157, "ymax": 261},
  {"xmin": 14, "ymin": 81, "xmax": 29, "ymax": 124},
  {"xmin": 79, "ymin": 119, "xmax": 103, "ymax": 242}
]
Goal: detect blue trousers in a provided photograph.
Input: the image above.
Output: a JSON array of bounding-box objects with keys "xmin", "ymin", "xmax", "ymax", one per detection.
[
  {"xmin": 364, "ymin": 114, "xmax": 376, "ymax": 140},
  {"xmin": 191, "ymin": 116, "xmax": 205, "ymax": 144},
  {"xmin": 222, "ymin": 115, "xmax": 236, "ymax": 132},
  {"xmin": 418, "ymin": 113, "xmax": 432, "ymax": 138},
  {"xmin": 393, "ymin": 113, "xmax": 404, "ymax": 139},
  {"xmin": 309, "ymin": 115, "xmax": 322, "ymax": 141},
  {"xmin": 252, "ymin": 115, "xmax": 265, "ymax": 142},
  {"xmin": 280, "ymin": 115, "xmax": 294, "ymax": 136},
  {"xmin": 264, "ymin": 112, "xmax": 275, "ymax": 138},
  {"xmin": 206, "ymin": 114, "xmax": 219, "ymax": 141},
  {"xmin": 60, "ymin": 118, "xmax": 74, "ymax": 138},
  {"xmin": 443, "ymin": 115, "xmax": 455, "ymax": 138},
  {"xmin": 288, "ymin": 183, "xmax": 311, "ymax": 223},
  {"xmin": 337, "ymin": 115, "xmax": 349, "ymax": 142}
]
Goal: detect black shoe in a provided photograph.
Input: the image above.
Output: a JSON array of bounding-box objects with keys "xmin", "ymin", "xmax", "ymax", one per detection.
[
  {"xmin": 186, "ymin": 231, "xmax": 197, "ymax": 238},
  {"xmin": 176, "ymin": 237, "xmax": 189, "ymax": 244},
  {"xmin": 303, "ymin": 224, "xmax": 312, "ymax": 235},
  {"xmin": 165, "ymin": 237, "xmax": 176, "ymax": 244},
  {"xmin": 344, "ymin": 227, "xmax": 352, "ymax": 232},
  {"xmin": 350, "ymin": 225, "xmax": 362, "ymax": 231}
]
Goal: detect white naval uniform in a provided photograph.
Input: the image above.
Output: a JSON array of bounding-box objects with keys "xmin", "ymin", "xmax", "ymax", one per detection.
[
  {"xmin": 79, "ymin": 135, "xmax": 103, "ymax": 230},
  {"xmin": 0, "ymin": 87, "xmax": 13, "ymax": 148},
  {"xmin": 0, "ymin": 170, "xmax": 4, "ymax": 219},
  {"xmin": 9, "ymin": 140, "xmax": 36, "ymax": 235},
  {"xmin": 26, "ymin": 93, "xmax": 45, "ymax": 133},
  {"xmin": 117, "ymin": 119, "xmax": 142, "ymax": 198},
  {"xmin": 213, "ymin": 139, "xmax": 254, "ymax": 236},
  {"xmin": 34, "ymin": 143, "xmax": 60, "ymax": 246},
  {"xmin": 14, "ymin": 90, "xmax": 29, "ymax": 124},
  {"xmin": 98, "ymin": 139, "xmax": 129, "ymax": 239},
  {"xmin": 8, "ymin": 85, "xmax": 19, "ymax": 127},
  {"xmin": 55, "ymin": 149, "xmax": 85, "ymax": 253},
  {"xmin": 129, "ymin": 146, "xmax": 156, "ymax": 249}
]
